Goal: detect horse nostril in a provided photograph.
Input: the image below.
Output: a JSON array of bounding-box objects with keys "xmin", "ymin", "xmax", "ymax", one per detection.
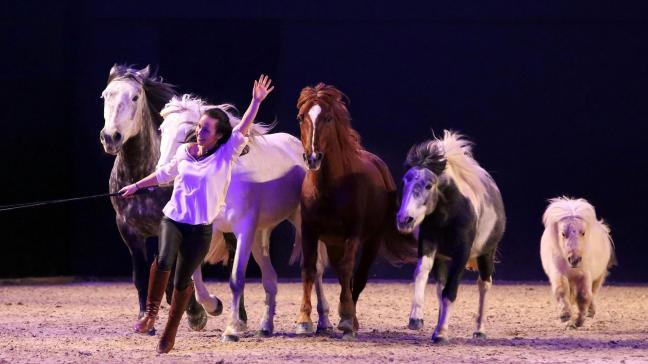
[
  {"xmin": 114, "ymin": 132, "xmax": 122, "ymax": 142},
  {"xmin": 568, "ymin": 256, "xmax": 582, "ymax": 267},
  {"xmin": 316, "ymin": 152, "xmax": 323, "ymax": 161},
  {"xmin": 405, "ymin": 216, "xmax": 414, "ymax": 224}
]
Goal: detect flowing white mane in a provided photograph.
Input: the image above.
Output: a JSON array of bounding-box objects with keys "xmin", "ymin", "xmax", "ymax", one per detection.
[
  {"xmin": 434, "ymin": 130, "xmax": 495, "ymax": 215},
  {"xmin": 542, "ymin": 197, "xmax": 612, "ymax": 239},
  {"xmin": 160, "ymin": 94, "xmax": 274, "ymax": 137},
  {"xmin": 543, "ymin": 197, "xmax": 599, "ymax": 227}
]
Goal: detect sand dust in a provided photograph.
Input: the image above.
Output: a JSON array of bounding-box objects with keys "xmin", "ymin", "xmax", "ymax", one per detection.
[{"xmin": 1, "ymin": 280, "xmax": 647, "ymax": 363}]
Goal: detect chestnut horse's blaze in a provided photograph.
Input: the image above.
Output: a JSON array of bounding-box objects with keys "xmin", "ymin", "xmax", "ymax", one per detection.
[{"xmin": 295, "ymin": 83, "xmax": 416, "ymax": 339}]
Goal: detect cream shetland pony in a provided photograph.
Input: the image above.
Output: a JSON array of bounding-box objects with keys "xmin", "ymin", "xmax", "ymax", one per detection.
[{"xmin": 540, "ymin": 197, "xmax": 615, "ymax": 328}]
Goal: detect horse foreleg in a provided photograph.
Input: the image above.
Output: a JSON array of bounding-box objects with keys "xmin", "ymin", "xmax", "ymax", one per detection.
[
  {"xmin": 296, "ymin": 226, "xmax": 319, "ymax": 335},
  {"xmin": 314, "ymin": 241, "xmax": 333, "ymax": 334},
  {"xmin": 550, "ymin": 274, "xmax": 572, "ymax": 322},
  {"xmin": 192, "ymin": 268, "xmax": 223, "ymax": 317},
  {"xmin": 570, "ymin": 274, "xmax": 593, "ymax": 329},
  {"xmin": 223, "ymin": 222, "xmax": 255, "ymax": 342},
  {"xmin": 588, "ymin": 274, "xmax": 605, "ymax": 318},
  {"xmin": 408, "ymin": 251, "xmax": 435, "ymax": 330},
  {"xmin": 432, "ymin": 252, "xmax": 468, "ymax": 344},
  {"xmin": 328, "ymin": 239, "xmax": 359, "ymax": 341},
  {"xmin": 474, "ymin": 253, "xmax": 494, "ymax": 339},
  {"xmin": 251, "ymin": 229, "xmax": 277, "ymax": 337}
]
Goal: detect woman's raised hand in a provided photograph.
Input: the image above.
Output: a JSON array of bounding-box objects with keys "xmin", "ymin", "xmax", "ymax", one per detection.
[{"xmin": 252, "ymin": 74, "xmax": 274, "ymax": 102}]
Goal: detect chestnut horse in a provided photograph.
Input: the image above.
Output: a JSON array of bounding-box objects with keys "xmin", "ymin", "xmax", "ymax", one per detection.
[{"xmin": 295, "ymin": 83, "xmax": 416, "ymax": 340}]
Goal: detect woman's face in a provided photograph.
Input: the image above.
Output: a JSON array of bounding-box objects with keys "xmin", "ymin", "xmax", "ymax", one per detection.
[{"xmin": 196, "ymin": 114, "xmax": 221, "ymax": 147}]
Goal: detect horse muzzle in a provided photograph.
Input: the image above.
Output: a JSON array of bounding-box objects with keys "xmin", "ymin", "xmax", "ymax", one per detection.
[
  {"xmin": 100, "ymin": 129, "xmax": 123, "ymax": 155},
  {"xmin": 303, "ymin": 152, "xmax": 323, "ymax": 170},
  {"xmin": 567, "ymin": 255, "xmax": 582, "ymax": 268},
  {"xmin": 396, "ymin": 214, "xmax": 415, "ymax": 233}
]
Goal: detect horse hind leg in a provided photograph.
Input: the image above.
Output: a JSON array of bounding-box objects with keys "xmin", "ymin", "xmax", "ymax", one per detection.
[
  {"xmin": 348, "ymin": 238, "xmax": 381, "ymax": 336},
  {"xmin": 118, "ymin": 225, "xmax": 149, "ymax": 319},
  {"xmin": 473, "ymin": 252, "xmax": 494, "ymax": 339},
  {"xmin": 315, "ymin": 241, "xmax": 333, "ymax": 334},
  {"xmin": 251, "ymin": 228, "xmax": 277, "ymax": 337},
  {"xmin": 408, "ymin": 251, "xmax": 436, "ymax": 331},
  {"xmin": 223, "ymin": 220, "xmax": 256, "ymax": 342}
]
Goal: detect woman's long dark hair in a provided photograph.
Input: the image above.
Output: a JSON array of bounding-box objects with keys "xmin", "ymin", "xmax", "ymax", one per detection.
[{"xmin": 185, "ymin": 108, "xmax": 233, "ymax": 158}]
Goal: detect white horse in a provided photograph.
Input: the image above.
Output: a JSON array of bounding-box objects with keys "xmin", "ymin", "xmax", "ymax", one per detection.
[
  {"xmin": 158, "ymin": 95, "xmax": 332, "ymax": 341},
  {"xmin": 540, "ymin": 196, "xmax": 615, "ymax": 329}
]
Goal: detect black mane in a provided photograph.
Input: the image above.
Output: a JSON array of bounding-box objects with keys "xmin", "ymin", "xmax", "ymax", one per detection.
[{"xmin": 405, "ymin": 140, "xmax": 447, "ymax": 175}]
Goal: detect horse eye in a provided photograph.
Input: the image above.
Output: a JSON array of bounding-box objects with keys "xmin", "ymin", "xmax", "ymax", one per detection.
[
  {"xmin": 580, "ymin": 231, "xmax": 585, "ymax": 237},
  {"xmin": 132, "ymin": 95, "xmax": 139, "ymax": 102},
  {"xmin": 561, "ymin": 232, "xmax": 567, "ymax": 238},
  {"xmin": 297, "ymin": 115, "xmax": 303, "ymax": 123},
  {"xmin": 425, "ymin": 184, "xmax": 433, "ymax": 190}
]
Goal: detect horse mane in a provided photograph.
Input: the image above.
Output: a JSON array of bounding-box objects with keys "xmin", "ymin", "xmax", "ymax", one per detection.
[
  {"xmin": 107, "ymin": 64, "xmax": 176, "ymax": 127},
  {"xmin": 406, "ymin": 130, "xmax": 494, "ymax": 214},
  {"xmin": 297, "ymin": 83, "xmax": 363, "ymax": 165},
  {"xmin": 542, "ymin": 196, "xmax": 616, "ymax": 267},
  {"xmin": 161, "ymin": 94, "xmax": 274, "ymax": 137}
]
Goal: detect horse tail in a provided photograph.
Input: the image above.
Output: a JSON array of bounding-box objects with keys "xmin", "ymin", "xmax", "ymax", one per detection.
[
  {"xmin": 204, "ymin": 231, "xmax": 229, "ymax": 265},
  {"xmin": 362, "ymin": 150, "xmax": 418, "ymax": 266}
]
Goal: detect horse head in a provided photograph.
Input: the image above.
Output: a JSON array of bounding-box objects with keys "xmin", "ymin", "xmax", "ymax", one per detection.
[
  {"xmin": 556, "ymin": 216, "xmax": 587, "ymax": 268},
  {"xmin": 397, "ymin": 140, "xmax": 447, "ymax": 233},
  {"xmin": 296, "ymin": 83, "xmax": 359, "ymax": 171},
  {"xmin": 100, "ymin": 65, "xmax": 151, "ymax": 155}
]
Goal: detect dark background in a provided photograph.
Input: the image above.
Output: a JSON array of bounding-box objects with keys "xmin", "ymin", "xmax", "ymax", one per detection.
[{"xmin": 1, "ymin": 1, "xmax": 647, "ymax": 282}]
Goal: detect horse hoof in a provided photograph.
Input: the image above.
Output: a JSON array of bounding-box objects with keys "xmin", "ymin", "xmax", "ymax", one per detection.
[
  {"xmin": 316, "ymin": 325, "xmax": 334, "ymax": 336},
  {"xmin": 432, "ymin": 336, "xmax": 449, "ymax": 344},
  {"xmin": 256, "ymin": 329, "xmax": 273, "ymax": 338},
  {"xmin": 337, "ymin": 319, "xmax": 354, "ymax": 333},
  {"xmin": 566, "ymin": 323, "xmax": 578, "ymax": 330},
  {"xmin": 221, "ymin": 334, "xmax": 240, "ymax": 342},
  {"xmin": 472, "ymin": 331, "xmax": 487, "ymax": 339},
  {"xmin": 559, "ymin": 312, "xmax": 571, "ymax": 322},
  {"xmin": 187, "ymin": 309, "xmax": 208, "ymax": 331},
  {"xmin": 341, "ymin": 331, "xmax": 358, "ymax": 341},
  {"xmin": 295, "ymin": 322, "xmax": 314, "ymax": 335},
  {"xmin": 408, "ymin": 318, "xmax": 424, "ymax": 330},
  {"xmin": 208, "ymin": 298, "xmax": 223, "ymax": 317}
]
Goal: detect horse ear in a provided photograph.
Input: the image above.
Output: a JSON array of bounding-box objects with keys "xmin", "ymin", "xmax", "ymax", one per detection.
[
  {"xmin": 136, "ymin": 65, "xmax": 151, "ymax": 80},
  {"xmin": 109, "ymin": 64, "xmax": 119, "ymax": 76}
]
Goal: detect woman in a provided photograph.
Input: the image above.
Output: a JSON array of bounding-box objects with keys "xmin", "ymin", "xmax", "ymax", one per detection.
[{"xmin": 120, "ymin": 75, "xmax": 274, "ymax": 353}]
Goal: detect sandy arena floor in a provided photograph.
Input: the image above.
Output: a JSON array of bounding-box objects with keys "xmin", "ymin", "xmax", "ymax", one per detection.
[{"xmin": 1, "ymin": 280, "xmax": 647, "ymax": 363}]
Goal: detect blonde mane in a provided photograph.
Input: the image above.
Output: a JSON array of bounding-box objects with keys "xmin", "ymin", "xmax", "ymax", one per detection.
[{"xmin": 407, "ymin": 130, "xmax": 495, "ymax": 215}]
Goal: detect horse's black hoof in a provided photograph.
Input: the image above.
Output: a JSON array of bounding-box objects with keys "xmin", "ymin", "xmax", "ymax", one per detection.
[
  {"xmin": 222, "ymin": 334, "xmax": 240, "ymax": 342},
  {"xmin": 408, "ymin": 318, "xmax": 424, "ymax": 330},
  {"xmin": 472, "ymin": 331, "xmax": 487, "ymax": 339},
  {"xmin": 208, "ymin": 298, "xmax": 223, "ymax": 317},
  {"xmin": 187, "ymin": 308, "xmax": 208, "ymax": 331},
  {"xmin": 295, "ymin": 322, "xmax": 314, "ymax": 335},
  {"xmin": 256, "ymin": 329, "xmax": 273, "ymax": 338},
  {"xmin": 432, "ymin": 336, "xmax": 449, "ymax": 344},
  {"xmin": 316, "ymin": 325, "xmax": 334, "ymax": 336},
  {"xmin": 341, "ymin": 331, "xmax": 358, "ymax": 341}
]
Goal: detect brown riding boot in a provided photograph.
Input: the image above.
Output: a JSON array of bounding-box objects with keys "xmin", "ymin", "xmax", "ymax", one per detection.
[
  {"xmin": 157, "ymin": 284, "xmax": 194, "ymax": 353},
  {"xmin": 134, "ymin": 260, "xmax": 170, "ymax": 334}
]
